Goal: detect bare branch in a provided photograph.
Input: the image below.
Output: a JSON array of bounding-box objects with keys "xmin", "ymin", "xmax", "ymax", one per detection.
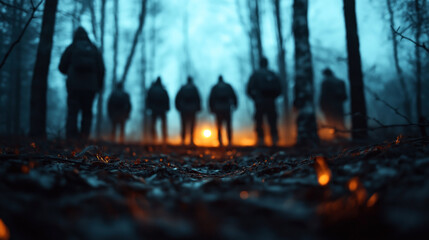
[
  {"xmin": 392, "ymin": 25, "xmax": 429, "ymax": 53},
  {"xmin": 0, "ymin": 0, "xmax": 29, "ymax": 12},
  {"xmin": 0, "ymin": 0, "xmax": 44, "ymax": 70},
  {"xmin": 365, "ymin": 87, "xmax": 413, "ymax": 124}
]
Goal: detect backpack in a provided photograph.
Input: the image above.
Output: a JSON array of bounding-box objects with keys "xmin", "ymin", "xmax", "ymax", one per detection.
[
  {"xmin": 258, "ymin": 70, "xmax": 280, "ymax": 97},
  {"xmin": 72, "ymin": 41, "xmax": 97, "ymax": 73}
]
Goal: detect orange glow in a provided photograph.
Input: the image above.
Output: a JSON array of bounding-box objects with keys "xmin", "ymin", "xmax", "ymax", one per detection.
[
  {"xmin": 318, "ymin": 174, "xmax": 330, "ymax": 186},
  {"xmin": 0, "ymin": 219, "xmax": 10, "ymax": 240},
  {"xmin": 395, "ymin": 134, "xmax": 403, "ymax": 144},
  {"xmin": 315, "ymin": 156, "xmax": 331, "ymax": 186},
  {"xmin": 240, "ymin": 191, "xmax": 249, "ymax": 200},
  {"xmin": 367, "ymin": 193, "xmax": 379, "ymax": 207},
  {"xmin": 30, "ymin": 142, "xmax": 36, "ymax": 149},
  {"xmin": 348, "ymin": 177, "xmax": 359, "ymax": 192},
  {"xmin": 203, "ymin": 129, "xmax": 212, "ymax": 138}
]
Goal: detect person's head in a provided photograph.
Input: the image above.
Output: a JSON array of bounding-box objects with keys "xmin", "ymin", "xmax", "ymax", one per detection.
[
  {"xmin": 187, "ymin": 76, "xmax": 193, "ymax": 84},
  {"xmin": 323, "ymin": 67, "xmax": 334, "ymax": 77},
  {"xmin": 156, "ymin": 76, "xmax": 162, "ymax": 84},
  {"xmin": 73, "ymin": 26, "xmax": 90, "ymax": 42},
  {"xmin": 218, "ymin": 75, "xmax": 224, "ymax": 83},
  {"xmin": 259, "ymin": 57, "xmax": 268, "ymax": 69}
]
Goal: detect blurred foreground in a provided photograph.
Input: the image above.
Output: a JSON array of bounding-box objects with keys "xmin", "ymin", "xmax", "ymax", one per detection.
[{"xmin": 0, "ymin": 137, "xmax": 428, "ymax": 239}]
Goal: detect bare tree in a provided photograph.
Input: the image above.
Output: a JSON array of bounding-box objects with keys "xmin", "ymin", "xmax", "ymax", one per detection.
[
  {"xmin": 29, "ymin": 0, "xmax": 59, "ymax": 138},
  {"xmin": 112, "ymin": 0, "xmax": 119, "ymax": 85},
  {"xmin": 120, "ymin": 0, "xmax": 148, "ymax": 84},
  {"xmin": 95, "ymin": 0, "xmax": 106, "ymax": 139},
  {"xmin": 343, "ymin": 0, "xmax": 368, "ymax": 139},
  {"xmin": 292, "ymin": 0, "xmax": 319, "ymax": 146},
  {"xmin": 386, "ymin": 0, "xmax": 411, "ymax": 119},
  {"xmin": 272, "ymin": 0, "xmax": 290, "ymax": 130},
  {"xmin": 414, "ymin": 0, "xmax": 426, "ymax": 136},
  {"xmin": 248, "ymin": 0, "xmax": 263, "ymax": 67}
]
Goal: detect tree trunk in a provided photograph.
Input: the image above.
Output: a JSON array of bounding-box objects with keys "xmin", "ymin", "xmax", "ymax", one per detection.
[
  {"xmin": 120, "ymin": 0, "xmax": 148, "ymax": 84},
  {"xmin": 13, "ymin": 0, "xmax": 25, "ymax": 135},
  {"xmin": 273, "ymin": 0, "xmax": 290, "ymax": 130},
  {"xmin": 247, "ymin": 0, "xmax": 263, "ymax": 67},
  {"xmin": 343, "ymin": 0, "xmax": 368, "ymax": 139},
  {"xmin": 29, "ymin": 0, "xmax": 59, "ymax": 138},
  {"xmin": 112, "ymin": 0, "xmax": 119, "ymax": 86},
  {"xmin": 141, "ymin": 35, "xmax": 149, "ymax": 142},
  {"xmin": 89, "ymin": 0, "xmax": 98, "ymax": 42},
  {"xmin": 414, "ymin": 0, "xmax": 426, "ymax": 136},
  {"xmin": 95, "ymin": 0, "xmax": 106, "ymax": 139},
  {"xmin": 386, "ymin": 0, "xmax": 412, "ymax": 120},
  {"xmin": 292, "ymin": 0, "xmax": 319, "ymax": 146}
]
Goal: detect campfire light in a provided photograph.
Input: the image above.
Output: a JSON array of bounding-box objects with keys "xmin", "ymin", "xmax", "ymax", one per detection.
[
  {"xmin": 0, "ymin": 219, "xmax": 10, "ymax": 240},
  {"xmin": 315, "ymin": 156, "xmax": 331, "ymax": 186},
  {"xmin": 203, "ymin": 129, "xmax": 212, "ymax": 138}
]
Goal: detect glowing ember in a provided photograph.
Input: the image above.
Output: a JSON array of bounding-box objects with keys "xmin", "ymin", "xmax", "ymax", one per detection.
[
  {"xmin": 367, "ymin": 193, "xmax": 379, "ymax": 207},
  {"xmin": 395, "ymin": 134, "xmax": 403, "ymax": 144},
  {"xmin": 240, "ymin": 191, "xmax": 249, "ymax": 200},
  {"xmin": 348, "ymin": 177, "xmax": 359, "ymax": 192},
  {"xmin": 315, "ymin": 156, "xmax": 331, "ymax": 186},
  {"xmin": 203, "ymin": 129, "xmax": 212, "ymax": 138},
  {"xmin": 0, "ymin": 219, "xmax": 10, "ymax": 240},
  {"xmin": 30, "ymin": 142, "xmax": 36, "ymax": 149},
  {"xmin": 318, "ymin": 174, "xmax": 330, "ymax": 186}
]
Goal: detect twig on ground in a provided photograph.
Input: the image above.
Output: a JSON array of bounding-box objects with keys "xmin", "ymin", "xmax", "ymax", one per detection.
[{"xmin": 321, "ymin": 123, "xmax": 429, "ymax": 133}]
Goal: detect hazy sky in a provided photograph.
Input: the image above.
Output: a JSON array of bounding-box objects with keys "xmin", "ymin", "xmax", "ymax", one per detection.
[{"xmin": 47, "ymin": 0, "xmax": 411, "ymax": 144}]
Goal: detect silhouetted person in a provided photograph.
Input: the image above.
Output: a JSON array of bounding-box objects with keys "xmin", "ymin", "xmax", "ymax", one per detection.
[
  {"xmin": 209, "ymin": 75, "xmax": 237, "ymax": 146},
  {"xmin": 146, "ymin": 77, "xmax": 170, "ymax": 143},
  {"xmin": 107, "ymin": 82, "xmax": 131, "ymax": 143},
  {"xmin": 319, "ymin": 68, "xmax": 347, "ymax": 132},
  {"xmin": 175, "ymin": 76, "xmax": 201, "ymax": 145},
  {"xmin": 59, "ymin": 27, "xmax": 105, "ymax": 140},
  {"xmin": 247, "ymin": 57, "xmax": 282, "ymax": 146}
]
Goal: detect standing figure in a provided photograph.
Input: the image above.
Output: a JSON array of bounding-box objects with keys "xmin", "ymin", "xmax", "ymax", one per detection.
[
  {"xmin": 319, "ymin": 68, "xmax": 347, "ymax": 131},
  {"xmin": 107, "ymin": 82, "xmax": 132, "ymax": 143},
  {"xmin": 146, "ymin": 77, "xmax": 170, "ymax": 144},
  {"xmin": 175, "ymin": 76, "xmax": 201, "ymax": 145},
  {"xmin": 247, "ymin": 57, "xmax": 282, "ymax": 146},
  {"xmin": 59, "ymin": 27, "xmax": 105, "ymax": 140},
  {"xmin": 209, "ymin": 75, "xmax": 237, "ymax": 146}
]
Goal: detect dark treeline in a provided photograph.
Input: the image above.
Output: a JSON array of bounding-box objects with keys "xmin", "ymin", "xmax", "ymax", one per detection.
[{"xmin": 0, "ymin": 0, "xmax": 428, "ymax": 146}]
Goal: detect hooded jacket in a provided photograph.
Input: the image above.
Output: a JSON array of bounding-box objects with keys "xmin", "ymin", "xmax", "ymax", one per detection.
[{"xmin": 59, "ymin": 27, "xmax": 105, "ymax": 92}]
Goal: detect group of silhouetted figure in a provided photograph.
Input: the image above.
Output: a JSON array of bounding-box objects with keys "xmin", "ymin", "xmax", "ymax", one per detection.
[{"xmin": 59, "ymin": 27, "xmax": 348, "ymax": 146}]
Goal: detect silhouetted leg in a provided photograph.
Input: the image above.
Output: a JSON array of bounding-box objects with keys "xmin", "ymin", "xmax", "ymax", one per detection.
[
  {"xmin": 161, "ymin": 113, "xmax": 167, "ymax": 144},
  {"xmin": 151, "ymin": 114, "xmax": 157, "ymax": 143},
  {"xmin": 216, "ymin": 114, "xmax": 223, "ymax": 146},
  {"xmin": 180, "ymin": 113, "xmax": 186, "ymax": 145},
  {"xmin": 119, "ymin": 121, "xmax": 125, "ymax": 144},
  {"xmin": 80, "ymin": 91, "xmax": 96, "ymax": 140},
  {"xmin": 226, "ymin": 113, "xmax": 232, "ymax": 146},
  {"xmin": 190, "ymin": 114, "xmax": 196, "ymax": 145},
  {"xmin": 254, "ymin": 108, "xmax": 264, "ymax": 146},
  {"xmin": 267, "ymin": 109, "xmax": 279, "ymax": 146},
  {"xmin": 66, "ymin": 90, "xmax": 79, "ymax": 139}
]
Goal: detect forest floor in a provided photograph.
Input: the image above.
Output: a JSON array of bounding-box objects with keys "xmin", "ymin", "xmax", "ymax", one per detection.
[{"xmin": 0, "ymin": 136, "xmax": 428, "ymax": 240}]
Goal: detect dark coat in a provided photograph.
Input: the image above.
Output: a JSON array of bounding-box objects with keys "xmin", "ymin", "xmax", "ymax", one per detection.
[
  {"xmin": 320, "ymin": 76, "xmax": 347, "ymax": 117},
  {"xmin": 59, "ymin": 28, "xmax": 105, "ymax": 92},
  {"xmin": 209, "ymin": 81, "xmax": 237, "ymax": 114},
  {"xmin": 107, "ymin": 89, "xmax": 131, "ymax": 123},
  {"xmin": 146, "ymin": 81, "xmax": 170, "ymax": 115},
  {"xmin": 175, "ymin": 83, "xmax": 201, "ymax": 114},
  {"xmin": 246, "ymin": 69, "xmax": 282, "ymax": 110}
]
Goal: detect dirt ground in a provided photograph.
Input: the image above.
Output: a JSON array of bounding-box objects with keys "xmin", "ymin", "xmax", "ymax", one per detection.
[{"xmin": 0, "ymin": 136, "xmax": 428, "ymax": 239}]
